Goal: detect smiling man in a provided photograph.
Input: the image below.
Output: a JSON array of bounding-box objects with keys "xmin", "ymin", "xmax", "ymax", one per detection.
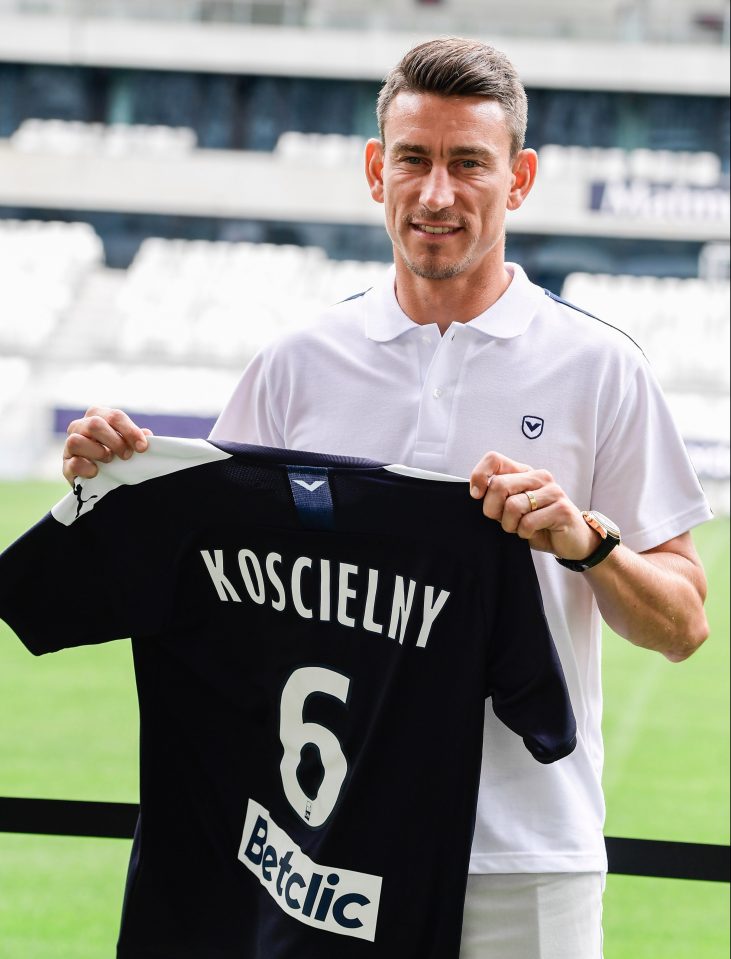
[
  {"xmin": 367, "ymin": 91, "xmax": 532, "ymax": 297},
  {"xmin": 63, "ymin": 38, "xmax": 712, "ymax": 959}
]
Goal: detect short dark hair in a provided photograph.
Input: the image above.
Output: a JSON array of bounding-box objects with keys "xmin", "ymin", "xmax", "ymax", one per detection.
[{"xmin": 376, "ymin": 37, "xmax": 528, "ymax": 157}]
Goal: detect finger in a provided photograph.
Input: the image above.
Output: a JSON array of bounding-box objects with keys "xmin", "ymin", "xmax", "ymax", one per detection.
[
  {"xmin": 64, "ymin": 431, "xmax": 115, "ymax": 465},
  {"xmin": 514, "ymin": 499, "xmax": 576, "ymax": 541},
  {"xmin": 65, "ymin": 415, "xmax": 129, "ymax": 459},
  {"xmin": 63, "ymin": 456, "xmax": 99, "ymax": 485},
  {"xmin": 470, "ymin": 451, "xmax": 531, "ymax": 499},
  {"xmin": 86, "ymin": 406, "xmax": 151, "ymax": 454},
  {"xmin": 482, "ymin": 471, "xmax": 554, "ymax": 523},
  {"xmin": 67, "ymin": 408, "xmax": 149, "ymax": 457},
  {"xmin": 499, "ymin": 487, "xmax": 544, "ymax": 534}
]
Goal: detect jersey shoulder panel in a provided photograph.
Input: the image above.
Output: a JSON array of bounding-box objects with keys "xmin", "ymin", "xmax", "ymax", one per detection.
[{"xmin": 52, "ymin": 437, "xmax": 231, "ymax": 526}]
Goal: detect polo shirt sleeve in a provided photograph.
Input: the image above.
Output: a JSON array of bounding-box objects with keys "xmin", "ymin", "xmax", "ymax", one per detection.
[
  {"xmin": 591, "ymin": 356, "xmax": 713, "ymax": 553},
  {"xmin": 484, "ymin": 534, "xmax": 577, "ymax": 764},
  {"xmin": 209, "ymin": 350, "xmax": 285, "ymax": 446}
]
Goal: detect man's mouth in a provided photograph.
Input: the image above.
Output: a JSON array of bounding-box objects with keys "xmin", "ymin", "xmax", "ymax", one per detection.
[{"xmin": 411, "ymin": 223, "xmax": 462, "ymax": 235}]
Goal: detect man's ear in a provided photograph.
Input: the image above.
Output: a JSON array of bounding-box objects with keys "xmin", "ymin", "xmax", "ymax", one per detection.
[
  {"xmin": 507, "ymin": 148, "xmax": 538, "ymax": 211},
  {"xmin": 365, "ymin": 138, "xmax": 385, "ymax": 204}
]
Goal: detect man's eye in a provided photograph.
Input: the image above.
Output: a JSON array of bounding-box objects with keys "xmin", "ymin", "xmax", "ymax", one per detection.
[
  {"xmin": 461, "ymin": 160, "xmax": 479, "ymax": 169},
  {"xmin": 402, "ymin": 156, "xmax": 423, "ymax": 165}
]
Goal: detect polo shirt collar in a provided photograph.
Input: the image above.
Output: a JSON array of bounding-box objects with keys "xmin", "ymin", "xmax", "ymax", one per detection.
[
  {"xmin": 364, "ymin": 262, "xmax": 544, "ymax": 342},
  {"xmin": 364, "ymin": 266, "xmax": 417, "ymax": 342}
]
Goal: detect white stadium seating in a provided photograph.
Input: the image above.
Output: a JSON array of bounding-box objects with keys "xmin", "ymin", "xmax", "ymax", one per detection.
[
  {"xmin": 11, "ymin": 119, "xmax": 197, "ymax": 157},
  {"xmin": 0, "ymin": 219, "xmax": 103, "ymax": 352},
  {"xmin": 275, "ymin": 131, "xmax": 367, "ymax": 165},
  {"xmin": 538, "ymin": 145, "xmax": 724, "ymax": 187},
  {"xmin": 114, "ymin": 238, "xmax": 390, "ymax": 361}
]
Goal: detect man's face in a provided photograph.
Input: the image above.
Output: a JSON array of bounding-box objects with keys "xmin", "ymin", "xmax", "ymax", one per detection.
[{"xmin": 369, "ymin": 91, "xmax": 525, "ymax": 281}]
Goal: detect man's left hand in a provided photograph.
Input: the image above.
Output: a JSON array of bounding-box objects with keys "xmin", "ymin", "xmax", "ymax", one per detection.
[{"xmin": 469, "ymin": 450, "xmax": 600, "ymax": 561}]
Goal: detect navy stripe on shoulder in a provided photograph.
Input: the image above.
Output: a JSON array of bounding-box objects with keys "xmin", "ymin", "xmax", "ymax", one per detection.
[
  {"xmin": 543, "ymin": 288, "xmax": 600, "ymax": 320},
  {"xmin": 543, "ymin": 288, "xmax": 645, "ymax": 355},
  {"xmin": 338, "ymin": 288, "xmax": 371, "ymax": 304}
]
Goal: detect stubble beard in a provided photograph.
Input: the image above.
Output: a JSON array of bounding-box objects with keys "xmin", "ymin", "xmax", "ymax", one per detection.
[{"xmin": 400, "ymin": 249, "xmax": 475, "ymax": 281}]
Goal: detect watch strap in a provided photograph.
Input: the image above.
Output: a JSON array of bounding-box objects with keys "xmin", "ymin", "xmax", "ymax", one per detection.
[{"xmin": 556, "ymin": 511, "xmax": 620, "ymax": 572}]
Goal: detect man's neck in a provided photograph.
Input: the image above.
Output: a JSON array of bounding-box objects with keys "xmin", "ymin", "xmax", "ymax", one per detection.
[{"xmin": 393, "ymin": 257, "xmax": 513, "ymax": 335}]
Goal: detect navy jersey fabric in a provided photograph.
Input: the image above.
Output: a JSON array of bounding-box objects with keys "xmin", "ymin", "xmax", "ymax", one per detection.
[{"xmin": 0, "ymin": 440, "xmax": 576, "ymax": 959}]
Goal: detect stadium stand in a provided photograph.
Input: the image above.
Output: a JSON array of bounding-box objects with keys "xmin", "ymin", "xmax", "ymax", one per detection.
[
  {"xmin": 0, "ymin": 0, "xmax": 727, "ymax": 43},
  {"xmin": 11, "ymin": 119, "xmax": 197, "ymax": 156},
  {"xmin": 275, "ymin": 130, "xmax": 367, "ymax": 164},
  {"xmin": 537, "ymin": 144, "xmax": 724, "ymax": 186},
  {"xmin": 114, "ymin": 238, "xmax": 390, "ymax": 360},
  {"xmin": 0, "ymin": 219, "xmax": 103, "ymax": 352}
]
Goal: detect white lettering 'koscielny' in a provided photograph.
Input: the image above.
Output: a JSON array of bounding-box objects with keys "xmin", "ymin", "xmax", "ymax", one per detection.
[{"xmin": 200, "ymin": 547, "xmax": 451, "ymax": 648}]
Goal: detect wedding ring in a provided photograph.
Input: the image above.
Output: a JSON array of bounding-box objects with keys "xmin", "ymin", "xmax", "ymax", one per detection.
[{"xmin": 524, "ymin": 490, "xmax": 538, "ymax": 512}]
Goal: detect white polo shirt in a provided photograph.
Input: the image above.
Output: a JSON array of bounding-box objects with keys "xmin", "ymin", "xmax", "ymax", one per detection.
[{"xmin": 211, "ymin": 262, "xmax": 712, "ymax": 875}]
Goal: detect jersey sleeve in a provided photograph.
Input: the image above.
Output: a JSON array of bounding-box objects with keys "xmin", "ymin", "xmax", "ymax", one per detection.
[
  {"xmin": 0, "ymin": 482, "xmax": 182, "ymax": 656},
  {"xmin": 592, "ymin": 357, "xmax": 712, "ymax": 552},
  {"xmin": 484, "ymin": 535, "xmax": 577, "ymax": 763}
]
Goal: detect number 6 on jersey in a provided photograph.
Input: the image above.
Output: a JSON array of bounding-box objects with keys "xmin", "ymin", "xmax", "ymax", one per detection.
[{"xmin": 279, "ymin": 666, "xmax": 351, "ymax": 828}]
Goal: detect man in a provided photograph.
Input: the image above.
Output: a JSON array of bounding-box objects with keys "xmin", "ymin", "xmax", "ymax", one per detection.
[{"xmin": 62, "ymin": 38, "xmax": 711, "ymax": 959}]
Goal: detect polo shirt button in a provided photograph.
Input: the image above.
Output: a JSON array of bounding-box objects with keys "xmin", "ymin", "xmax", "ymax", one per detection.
[{"xmin": 432, "ymin": 387, "xmax": 443, "ymax": 399}]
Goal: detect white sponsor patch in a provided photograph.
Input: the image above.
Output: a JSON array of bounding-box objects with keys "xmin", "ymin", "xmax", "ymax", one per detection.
[{"xmin": 239, "ymin": 799, "xmax": 382, "ymax": 942}]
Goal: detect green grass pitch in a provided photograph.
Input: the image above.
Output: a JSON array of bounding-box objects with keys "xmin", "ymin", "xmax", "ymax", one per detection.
[{"xmin": 0, "ymin": 479, "xmax": 728, "ymax": 958}]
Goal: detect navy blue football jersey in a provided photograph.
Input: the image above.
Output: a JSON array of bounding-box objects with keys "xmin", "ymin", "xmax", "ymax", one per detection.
[{"xmin": 0, "ymin": 438, "xmax": 576, "ymax": 959}]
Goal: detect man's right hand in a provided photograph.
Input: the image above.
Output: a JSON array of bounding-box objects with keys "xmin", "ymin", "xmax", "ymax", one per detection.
[{"xmin": 63, "ymin": 407, "xmax": 153, "ymax": 486}]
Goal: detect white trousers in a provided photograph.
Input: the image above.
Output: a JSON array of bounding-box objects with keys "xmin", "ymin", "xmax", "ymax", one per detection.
[{"xmin": 459, "ymin": 873, "xmax": 604, "ymax": 959}]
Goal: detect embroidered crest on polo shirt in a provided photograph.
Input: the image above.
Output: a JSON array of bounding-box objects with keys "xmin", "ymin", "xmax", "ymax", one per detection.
[{"xmin": 522, "ymin": 415, "xmax": 544, "ymax": 439}]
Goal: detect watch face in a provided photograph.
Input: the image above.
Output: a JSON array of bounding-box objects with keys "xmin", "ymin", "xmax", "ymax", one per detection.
[{"xmin": 587, "ymin": 511, "xmax": 620, "ymax": 540}]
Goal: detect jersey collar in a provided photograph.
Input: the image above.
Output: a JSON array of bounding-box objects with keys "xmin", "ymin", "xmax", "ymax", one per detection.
[{"xmin": 364, "ymin": 263, "xmax": 544, "ymax": 342}]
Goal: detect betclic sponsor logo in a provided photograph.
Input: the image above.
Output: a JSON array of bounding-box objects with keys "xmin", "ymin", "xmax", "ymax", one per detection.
[{"xmin": 239, "ymin": 799, "xmax": 382, "ymax": 942}]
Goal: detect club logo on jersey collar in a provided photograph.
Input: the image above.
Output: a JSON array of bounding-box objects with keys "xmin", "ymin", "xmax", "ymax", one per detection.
[
  {"xmin": 521, "ymin": 415, "xmax": 544, "ymax": 440},
  {"xmin": 293, "ymin": 479, "xmax": 325, "ymax": 493}
]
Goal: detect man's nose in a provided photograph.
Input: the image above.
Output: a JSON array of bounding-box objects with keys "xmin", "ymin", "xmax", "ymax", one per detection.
[{"xmin": 419, "ymin": 165, "xmax": 455, "ymax": 212}]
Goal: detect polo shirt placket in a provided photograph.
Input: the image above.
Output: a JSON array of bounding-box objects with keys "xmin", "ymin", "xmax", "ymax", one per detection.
[{"xmin": 412, "ymin": 323, "xmax": 472, "ymax": 472}]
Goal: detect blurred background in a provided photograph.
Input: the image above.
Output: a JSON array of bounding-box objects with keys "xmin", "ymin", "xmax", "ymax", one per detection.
[
  {"xmin": 0, "ymin": 5, "xmax": 728, "ymax": 958},
  {"xmin": 0, "ymin": 0, "xmax": 728, "ymax": 514}
]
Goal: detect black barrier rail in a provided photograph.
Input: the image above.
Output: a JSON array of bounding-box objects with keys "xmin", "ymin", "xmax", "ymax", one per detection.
[{"xmin": 0, "ymin": 796, "xmax": 728, "ymax": 883}]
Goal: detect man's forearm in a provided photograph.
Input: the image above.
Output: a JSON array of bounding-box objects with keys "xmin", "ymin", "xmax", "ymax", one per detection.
[{"xmin": 586, "ymin": 536, "xmax": 709, "ymax": 662}]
